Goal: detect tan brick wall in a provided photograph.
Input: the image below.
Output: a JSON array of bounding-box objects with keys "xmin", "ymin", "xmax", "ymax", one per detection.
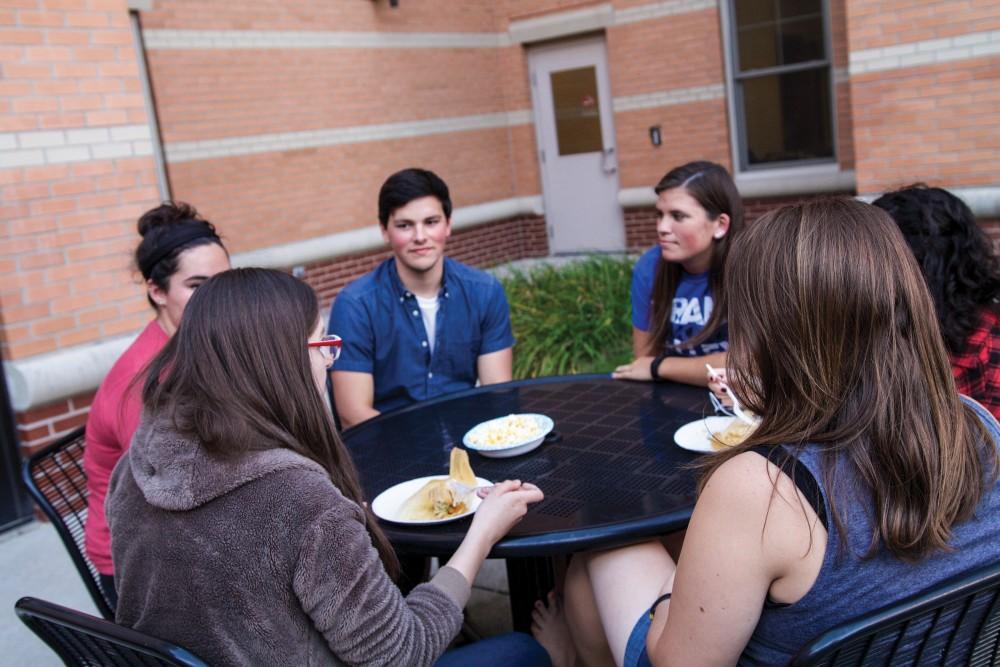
[
  {"xmin": 846, "ymin": 0, "xmax": 1000, "ymax": 52},
  {"xmin": 614, "ymin": 101, "xmax": 732, "ymax": 190},
  {"xmin": 147, "ymin": 48, "xmax": 514, "ymax": 143},
  {"xmin": 846, "ymin": 0, "xmax": 1000, "ymax": 192},
  {"xmin": 607, "ymin": 8, "xmax": 724, "ymax": 97},
  {"xmin": 0, "ymin": 0, "xmax": 160, "ymax": 363},
  {"xmin": 140, "ymin": 0, "xmax": 501, "ymax": 32},
  {"xmin": 167, "ymin": 128, "xmax": 523, "ymax": 253}
]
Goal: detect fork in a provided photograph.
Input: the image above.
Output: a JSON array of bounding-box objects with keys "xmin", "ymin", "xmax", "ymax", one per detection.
[
  {"xmin": 447, "ymin": 479, "xmax": 493, "ymax": 499},
  {"xmin": 705, "ymin": 364, "xmax": 758, "ymax": 426}
]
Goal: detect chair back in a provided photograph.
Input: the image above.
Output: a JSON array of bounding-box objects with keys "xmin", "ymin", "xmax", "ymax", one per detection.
[
  {"xmin": 789, "ymin": 559, "xmax": 1000, "ymax": 666},
  {"xmin": 15, "ymin": 596, "xmax": 207, "ymax": 666},
  {"xmin": 21, "ymin": 427, "xmax": 116, "ymax": 620}
]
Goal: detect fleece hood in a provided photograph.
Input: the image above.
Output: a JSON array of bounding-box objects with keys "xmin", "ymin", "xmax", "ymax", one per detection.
[{"xmin": 127, "ymin": 413, "xmax": 327, "ymax": 511}]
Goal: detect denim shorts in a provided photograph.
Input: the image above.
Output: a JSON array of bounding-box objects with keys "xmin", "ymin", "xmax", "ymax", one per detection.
[{"xmin": 623, "ymin": 608, "xmax": 654, "ymax": 667}]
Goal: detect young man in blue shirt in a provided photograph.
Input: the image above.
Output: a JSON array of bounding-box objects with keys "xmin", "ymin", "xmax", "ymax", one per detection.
[{"xmin": 328, "ymin": 168, "xmax": 515, "ymax": 428}]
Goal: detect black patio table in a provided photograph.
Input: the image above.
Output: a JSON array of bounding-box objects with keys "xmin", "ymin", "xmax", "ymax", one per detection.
[{"xmin": 341, "ymin": 373, "xmax": 714, "ymax": 631}]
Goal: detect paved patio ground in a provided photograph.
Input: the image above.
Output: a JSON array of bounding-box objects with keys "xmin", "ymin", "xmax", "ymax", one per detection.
[{"xmin": 0, "ymin": 519, "xmax": 512, "ymax": 664}]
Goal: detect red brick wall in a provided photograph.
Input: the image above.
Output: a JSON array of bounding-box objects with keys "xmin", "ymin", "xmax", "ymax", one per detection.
[
  {"xmin": 0, "ymin": 0, "xmax": 159, "ymax": 361},
  {"xmin": 845, "ymin": 0, "xmax": 1000, "ymax": 193}
]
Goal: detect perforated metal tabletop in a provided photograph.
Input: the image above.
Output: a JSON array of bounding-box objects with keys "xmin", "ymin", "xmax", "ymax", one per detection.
[{"xmin": 343, "ymin": 374, "xmax": 712, "ymax": 558}]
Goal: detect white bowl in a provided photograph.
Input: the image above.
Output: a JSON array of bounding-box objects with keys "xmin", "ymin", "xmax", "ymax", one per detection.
[{"xmin": 462, "ymin": 413, "xmax": 554, "ymax": 458}]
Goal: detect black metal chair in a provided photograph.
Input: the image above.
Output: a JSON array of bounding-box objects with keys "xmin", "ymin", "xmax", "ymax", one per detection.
[
  {"xmin": 789, "ymin": 559, "xmax": 1000, "ymax": 666},
  {"xmin": 21, "ymin": 426, "xmax": 116, "ymax": 620},
  {"xmin": 16, "ymin": 596, "xmax": 207, "ymax": 666}
]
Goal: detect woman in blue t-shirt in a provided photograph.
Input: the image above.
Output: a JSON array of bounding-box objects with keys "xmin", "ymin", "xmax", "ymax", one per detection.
[{"xmin": 613, "ymin": 161, "xmax": 743, "ymax": 386}]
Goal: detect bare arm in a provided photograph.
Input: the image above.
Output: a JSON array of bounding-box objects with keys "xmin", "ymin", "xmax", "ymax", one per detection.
[
  {"xmin": 648, "ymin": 452, "xmax": 826, "ymax": 666},
  {"xmin": 477, "ymin": 347, "xmax": 512, "ymax": 385},
  {"xmin": 633, "ymin": 327, "xmax": 651, "ymax": 357},
  {"xmin": 331, "ymin": 370, "xmax": 380, "ymax": 429},
  {"xmin": 612, "ymin": 351, "xmax": 727, "ymax": 387}
]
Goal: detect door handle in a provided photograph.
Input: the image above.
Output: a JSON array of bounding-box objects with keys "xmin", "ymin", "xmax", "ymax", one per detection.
[{"xmin": 601, "ymin": 146, "xmax": 617, "ymax": 175}]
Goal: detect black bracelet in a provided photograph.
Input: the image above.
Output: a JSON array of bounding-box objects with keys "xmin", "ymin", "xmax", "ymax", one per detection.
[
  {"xmin": 650, "ymin": 353, "xmax": 668, "ymax": 382},
  {"xmin": 649, "ymin": 592, "xmax": 672, "ymax": 619}
]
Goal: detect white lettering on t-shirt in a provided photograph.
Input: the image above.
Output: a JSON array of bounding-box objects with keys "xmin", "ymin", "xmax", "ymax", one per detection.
[{"xmin": 671, "ymin": 295, "xmax": 713, "ymax": 326}]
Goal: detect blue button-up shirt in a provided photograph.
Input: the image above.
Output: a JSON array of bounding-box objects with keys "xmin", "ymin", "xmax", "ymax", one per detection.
[{"xmin": 328, "ymin": 257, "xmax": 515, "ymax": 413}]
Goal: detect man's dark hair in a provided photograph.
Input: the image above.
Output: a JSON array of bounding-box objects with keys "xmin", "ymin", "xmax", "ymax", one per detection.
[{"xmin": 377, "ymin": 168, "xmax": 452, "ymax": 227}]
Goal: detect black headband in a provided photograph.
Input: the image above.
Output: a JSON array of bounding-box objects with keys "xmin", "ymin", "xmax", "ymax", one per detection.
[{"xmin": 139, "ymin": 222, "xmax": 220, "ymax": 279}]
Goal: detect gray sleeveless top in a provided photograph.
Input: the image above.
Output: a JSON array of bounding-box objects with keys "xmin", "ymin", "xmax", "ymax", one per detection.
[{"xmin": 739, "ymin": 397, "xmax": 1000, "ymax": 666}]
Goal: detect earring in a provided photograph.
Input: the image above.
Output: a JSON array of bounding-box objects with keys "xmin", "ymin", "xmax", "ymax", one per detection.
[{"xmin": 714, "ymin": 232, "xmax": 725, "ymax": 239}]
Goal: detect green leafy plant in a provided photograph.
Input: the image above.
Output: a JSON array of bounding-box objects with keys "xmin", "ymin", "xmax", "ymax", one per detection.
[{"xmin": 500, "ymin": 255, "xmax": 636, "ymax": 379}]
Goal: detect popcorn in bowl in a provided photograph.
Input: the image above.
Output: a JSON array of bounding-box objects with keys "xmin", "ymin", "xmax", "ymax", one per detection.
[{"xmin": 467, "ymin": 414, "xmax": 544, "ymax": 449}]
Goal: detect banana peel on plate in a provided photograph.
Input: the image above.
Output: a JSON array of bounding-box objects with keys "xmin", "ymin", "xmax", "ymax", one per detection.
[{"xmin": 398, "ymin": 448, "xmax": 478, "ymax": 521}]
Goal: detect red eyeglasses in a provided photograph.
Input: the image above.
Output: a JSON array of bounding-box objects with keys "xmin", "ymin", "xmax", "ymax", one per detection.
[{"xmin": 308, "ymin": 334, "xmax": 342, "ymax": 363}]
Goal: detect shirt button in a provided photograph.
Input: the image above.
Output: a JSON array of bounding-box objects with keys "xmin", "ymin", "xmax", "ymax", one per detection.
[
  {"xmin": 421, "ymin": 340, "xmax": 428, "ymax": 347},
  {"xmin": 412, "ymin": 309, "xmax": 419, "ymax": 317},
  {"xmin": 427, "ymin": 372, "xmax": 434, "ymax": 378},
  {"xmin": 405, "ymin": 291, "xmax": 412, "ymax": 298}
]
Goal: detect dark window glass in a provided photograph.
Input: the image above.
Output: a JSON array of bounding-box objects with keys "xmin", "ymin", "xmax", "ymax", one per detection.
[
  {"xmin": 735, "ymin": 0, "xmax": 824, "ymax": 70},
  {"xmin": 550, "ymin": 66, "xmax": 603, "ymax": 156},
  {"xmin": 741, "ymin": 68, "xmax": 833, "ymax": 165}
]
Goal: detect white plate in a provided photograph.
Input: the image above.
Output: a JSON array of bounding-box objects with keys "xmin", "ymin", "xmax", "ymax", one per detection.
[
  {"xmin": 462, "ymin": 413, "xmax": 555, "ymax": 458},
  {"xmin": 371, "ymin": 475, "xmax": 492, "ymax": 525},
  {"xmin": 673, "ymin": 416, "xmax": 737, "ymax": 453}
]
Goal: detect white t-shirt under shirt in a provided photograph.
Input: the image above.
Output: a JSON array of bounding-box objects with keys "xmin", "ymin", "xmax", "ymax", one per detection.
[{"xmin": 416, "ymin": 294, "xmax": 439, "ymax": 353}]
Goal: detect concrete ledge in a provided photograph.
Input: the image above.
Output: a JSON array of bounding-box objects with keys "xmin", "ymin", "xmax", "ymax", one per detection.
[
  {"xmin": 6, "ymin": 196, "xmax": 546, "ymax": 412},
  {"xmin": 5, "ymin": 335, "xmax": 137, "ymax": 412},
  {"xmin": 508, "ymin": 4, "xmax": 614, "ymax": 44},
  {"xmin": 735, "ymin": 166, "xmax": 856, "ymax": 198}
]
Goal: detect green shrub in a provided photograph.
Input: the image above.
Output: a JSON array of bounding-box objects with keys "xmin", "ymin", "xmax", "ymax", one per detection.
[{"xmin": 500, "ymin": 255, "xmax": 635, "ymax": 379}]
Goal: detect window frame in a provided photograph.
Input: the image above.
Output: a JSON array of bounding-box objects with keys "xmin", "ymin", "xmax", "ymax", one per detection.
[{"xmin": 720, "ymin": 0, "xmax": 839, "ymax": 173}]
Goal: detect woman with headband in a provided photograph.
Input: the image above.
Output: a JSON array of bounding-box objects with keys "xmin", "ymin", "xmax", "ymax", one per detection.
[{"xmin": 83, "ymin": 202, "xmax": 230, "ymax": 605}]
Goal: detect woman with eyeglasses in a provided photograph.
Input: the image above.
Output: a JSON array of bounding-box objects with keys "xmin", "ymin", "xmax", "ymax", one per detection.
[
  {"xmin": 612, "ymin": 161, "xmax": 743, "ymax": 386},
  {"xmin": 533, "ymin": 198, "xmax": 1000, "ymax": 667},
  {"xmin": 83, "ymin": 202, "xmax": 230, "ymax": 606},
  {"xmin": 106, "ymin": 268, "xmax": 549, "ymax": 667}
]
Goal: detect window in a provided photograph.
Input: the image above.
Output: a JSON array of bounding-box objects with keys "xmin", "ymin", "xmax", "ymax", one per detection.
[{"xmin": 726, "ymin": 0, "xmax": 834, "ymax": 170}]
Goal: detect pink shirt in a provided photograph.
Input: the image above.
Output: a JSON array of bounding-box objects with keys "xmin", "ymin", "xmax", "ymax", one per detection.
[{"xmin": 84, "ymin": 320, "xmax": 168, "ymax": 575}]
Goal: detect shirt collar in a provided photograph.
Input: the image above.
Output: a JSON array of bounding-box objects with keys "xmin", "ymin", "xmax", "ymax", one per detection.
[{"xmin": 386, "ymin": 257, "xmax": 452, "ymax": 300}]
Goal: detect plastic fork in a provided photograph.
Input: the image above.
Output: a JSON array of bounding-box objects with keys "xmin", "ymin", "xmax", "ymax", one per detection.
[
  {"xmin": 447, "ymin": 479, "xmax": 493, "ymax": 500},
  {"xmin": 705, "ymin": 364, "xmax": 758, "ymax": 426}
]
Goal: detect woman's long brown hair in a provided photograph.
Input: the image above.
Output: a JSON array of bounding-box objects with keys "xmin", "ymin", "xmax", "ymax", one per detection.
[
  {"xmin": 704, "ymin": 198, "xmax": 998, "ymax": 560},
  {"xmin": 647, "ymin": 161, "xmax": 744, "ymax": 355},
  {"xmin": 142, "ymin": 268, "xmax": 400, "ymax": 579}
]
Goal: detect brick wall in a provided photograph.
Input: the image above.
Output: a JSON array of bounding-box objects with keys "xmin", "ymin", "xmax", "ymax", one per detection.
[
  {"xmin": 845, "ymin": 0, "xmax": 1000, "ymax": 193},
  {"xmin": 0, "ymin": 0, "xmax": 159, "ymax": 361}
]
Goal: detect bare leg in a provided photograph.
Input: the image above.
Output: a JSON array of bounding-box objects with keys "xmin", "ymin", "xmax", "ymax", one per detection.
[
  {"xmin": 532, "ymin": 591, "xmax": 577, "ymax": 667},
  {"xmin": 584, "ymin": 541, "xmax": 675, "ymax": 667},
  {"xmin": 564, "ymin": 553, "xmax": 616, "ymax": 667}
]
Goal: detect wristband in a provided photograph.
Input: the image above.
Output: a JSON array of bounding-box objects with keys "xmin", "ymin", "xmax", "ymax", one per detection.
[{"xmin": 650, "ymin": 353, "xmax": 668, "ymax": 382}]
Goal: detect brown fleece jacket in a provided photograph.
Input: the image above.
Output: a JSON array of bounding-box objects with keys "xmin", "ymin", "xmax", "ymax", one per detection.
[{"xmin": 107, "ymin": 416, "xmax": 469, "ymax": 667}]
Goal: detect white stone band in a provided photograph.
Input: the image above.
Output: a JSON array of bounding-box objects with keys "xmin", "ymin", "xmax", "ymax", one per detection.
[
  {"xmin": 0, "ymin": 124, "xmax": 152, "ymax": 169},
  {"xmin": 850, "ymin": 29, "xmax": 1000, "ymax": 75}
]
